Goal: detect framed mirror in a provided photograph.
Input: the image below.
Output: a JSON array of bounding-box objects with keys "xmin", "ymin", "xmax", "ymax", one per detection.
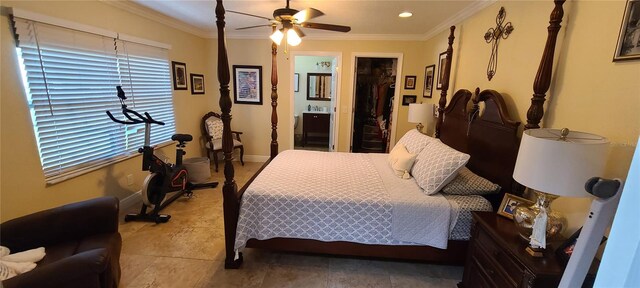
[{"xmin": 307, "ymin": 73, "xmax": 332, "ymax": 101}]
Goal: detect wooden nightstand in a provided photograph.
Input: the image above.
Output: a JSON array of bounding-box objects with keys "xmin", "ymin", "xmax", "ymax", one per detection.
[{"xmin": 459, "ymin": 211, "xmax": 567, "ymax": 288}]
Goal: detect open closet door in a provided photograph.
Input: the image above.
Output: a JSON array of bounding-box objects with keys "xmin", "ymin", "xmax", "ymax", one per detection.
[{"xmin": 329, "ymin": 57, "xmax": 338, "ymax": 151}]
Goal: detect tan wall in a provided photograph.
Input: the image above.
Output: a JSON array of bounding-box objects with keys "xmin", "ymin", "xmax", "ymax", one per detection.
[
  {"xmin": 425, "ymin": 0, "xmax": 639, "ymax": 233},
  {"xmin": 0, "ymin": 1, "xmax": 212, "ymax": 221},
  {"xmin": 206, "ymin": 39, "xmax": 425, "ymax": 154}
]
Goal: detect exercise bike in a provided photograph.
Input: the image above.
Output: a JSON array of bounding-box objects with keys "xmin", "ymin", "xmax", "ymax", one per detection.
[{"xmin": 107, "ymin": 86, "xmax": 218, "ymax": 223}]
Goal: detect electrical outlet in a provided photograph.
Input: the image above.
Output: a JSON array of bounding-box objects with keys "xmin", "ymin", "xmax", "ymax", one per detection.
[{"xmin": 126, "ymin": 174, "xmax": 134, "ymax": 186}]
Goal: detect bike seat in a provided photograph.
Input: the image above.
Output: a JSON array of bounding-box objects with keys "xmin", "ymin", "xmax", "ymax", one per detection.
[{"xmin": 171, "ymin": 134, "xmax": 193, "ymax": 143}]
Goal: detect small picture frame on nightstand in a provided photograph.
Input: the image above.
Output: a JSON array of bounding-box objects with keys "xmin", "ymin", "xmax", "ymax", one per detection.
[{"xmin": 497, "ymin": 193, "xmax": 533, "ymax": 219}]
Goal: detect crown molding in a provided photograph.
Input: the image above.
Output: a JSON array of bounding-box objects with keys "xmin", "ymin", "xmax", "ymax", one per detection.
[
  {"xmin": 225, "ymin": 33, "xmax": 426, "ymax": 42},
  {"xmin": 422, "ymin": 0, "xmax": 497, "ymax": 41},
  {"xmin": 99, "ymin": 0, "xmax": 212, "ymax": 38}
]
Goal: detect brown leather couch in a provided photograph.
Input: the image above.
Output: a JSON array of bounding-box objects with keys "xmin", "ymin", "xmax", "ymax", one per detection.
[{"xmin": 1, "ymin": 196, "xmax": 122, "ymax": 288}]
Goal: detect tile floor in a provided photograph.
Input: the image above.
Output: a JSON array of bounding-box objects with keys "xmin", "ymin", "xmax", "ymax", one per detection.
[{"xmin": 119, "ymin": 161, "xmax": 463, "ymax": 288}]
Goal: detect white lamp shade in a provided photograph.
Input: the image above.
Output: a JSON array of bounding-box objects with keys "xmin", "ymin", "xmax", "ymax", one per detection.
[
  {"xmin": 287, "ymin": 29, "xmax": 301, "ymax": 46},
  {"xmin": 513, "ymin": 128, "xmax": 609, "ymax": 197},
  {"xmin": 270, "ymin": 29, "xmax": 284, "ymax": 45},
  {"xmin": 408, "ymin": 103, "xmax": 430, "ymax": 124}
]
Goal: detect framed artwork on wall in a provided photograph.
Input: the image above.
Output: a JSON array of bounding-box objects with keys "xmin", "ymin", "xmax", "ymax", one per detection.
[
  {"xmin": 190, "ymin": 74, "xmax": 205, "ymax": 94},
  {"xmin": 171, "ymin": 61, "xmax": 187, "ymax": 90},
  {"xmin": 402, "ymin": 95, "xmax": 417, "ymax": 106},
  {"xmin": 294, "ymin": 73, "xmax": 300, "ymax": 92},
  {"xmin": 423, "ymin": 65, "xmax": 435, "ymax": 98},
  {"xmin": 613, "ymin": 0, "xmax": 640, "ymax": 61},
  {"xmin": 436, "ymin": 52, "xmax": 447, "ymax": 90},
  {"xmin": 404, "ymin": 75, "xmax": 416, "ymax": 89},
  {"xmin": 233, "ymin": 65, "xmax": 263, "ymax": 105}
]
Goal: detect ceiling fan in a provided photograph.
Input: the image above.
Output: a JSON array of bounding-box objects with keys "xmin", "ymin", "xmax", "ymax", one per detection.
[{"xmin": 228, "ymin": 0, "xmax": 351, "ymax": 46}]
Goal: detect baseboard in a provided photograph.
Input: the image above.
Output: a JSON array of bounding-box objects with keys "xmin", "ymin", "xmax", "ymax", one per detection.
[{"xmin": 119, "ymin": 191, "xmax": 141, "ymax": 213}]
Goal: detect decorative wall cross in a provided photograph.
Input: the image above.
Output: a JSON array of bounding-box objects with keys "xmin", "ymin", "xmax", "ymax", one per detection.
[{"xmin": 484, "ymin": 7, "xmax": 514, "ymax": 81}]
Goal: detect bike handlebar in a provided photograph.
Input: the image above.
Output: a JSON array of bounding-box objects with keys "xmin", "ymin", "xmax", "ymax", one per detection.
[{"xmin": 105, "ymin": 86, "xmax": 165, "ymax": 126}]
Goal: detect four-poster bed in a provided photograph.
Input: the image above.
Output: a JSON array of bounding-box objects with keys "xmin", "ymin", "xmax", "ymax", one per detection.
[{"xmin": 214, "ymin": 0, "xmax": 565, "ymax": 269}]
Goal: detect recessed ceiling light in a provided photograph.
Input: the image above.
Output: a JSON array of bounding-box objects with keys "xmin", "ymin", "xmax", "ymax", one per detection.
[{"xmin": 399, "ymin": 11, "xmax": 413, "ymax": 18}]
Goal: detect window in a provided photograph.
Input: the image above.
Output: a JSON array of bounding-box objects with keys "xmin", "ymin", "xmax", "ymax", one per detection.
[{"xmin": 13, "ymin": 17, "xmax": 175, "ymax": 184}]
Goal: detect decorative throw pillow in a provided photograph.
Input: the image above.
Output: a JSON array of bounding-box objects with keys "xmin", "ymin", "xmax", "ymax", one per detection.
[
  {"xmin": 395, "ymin": 129, "xmax": 435, "ymax": 155},
  {"xmin": 206, "ymin": 117, "xmax": 224, "ymax": 140},
  {"xmin": 411, "ymin": 141, "xmax": 470, "ymax": 195},
  {"xmin": 442, "ymin": 167, "xmax": 501, "ymax": 195},
  {"xmin": 388, "ymin": 143, "xmax": 417, "ymax": 179}
]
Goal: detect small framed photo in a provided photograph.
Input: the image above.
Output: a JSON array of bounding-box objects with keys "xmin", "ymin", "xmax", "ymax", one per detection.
[
  {"xmin": 190, "ymin": 74, "xmax": 205, "ymax": 94},
  {"xmin": 436, "ymin": 52, "xmax": 447, "ymax": 90},
  {"xmin": 423, "ymin": 65, "xmax": 435, "ymax": 98},
  {"xmin": 556, "ymin": 227, "xmax": 607, "ymax": 264},
  {"xmin": 233, "ymin": 65, "xmax": 263, "ymax": 105},
  {"xmin": 614, "ymin": 0, "xmax": 640, "ymax": 61},
  {"xmin": 497, "ymin": 193, "xmax": 533, "ymax": 219},
  {"xmin": 294, "ymin": 73, "xmax": 300, "ymax": 92},
  {"xmin": 404, "ymin": 75, "xmax": 417, "ymax": 90},
  {"xmin": 402, "ymin": 95, "xmax": 417, "ymax": 106},
  {"xmin": 171, "ymin": 61, "xmax": 187, "ymax": 90}
]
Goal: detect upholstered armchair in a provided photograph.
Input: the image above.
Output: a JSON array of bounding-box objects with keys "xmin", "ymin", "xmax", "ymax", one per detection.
[
  {"xmin": 0, "ymin": 196, "xmax": 121, "ymax": 288},
  {"xmin": 202, "ymin": 111, "xmax": 244, "ymax": 172}
]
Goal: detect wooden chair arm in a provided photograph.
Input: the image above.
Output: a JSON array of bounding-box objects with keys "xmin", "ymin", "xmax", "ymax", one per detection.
[
  {"xmin": 231, "ymin": 131, "xmax": 243, "ymax": 142},
  {"xmin": 231, "ymin": 131, "xmax": 243, "ymax": 135}
]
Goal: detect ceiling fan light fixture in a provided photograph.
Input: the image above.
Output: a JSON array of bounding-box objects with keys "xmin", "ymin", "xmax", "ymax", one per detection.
[
  {"xmin": 287, "ymin": 29, "xmax": 302, "ymax": 46},
  {"xmin": 399, "ymin": 11, "xmax": 413, "ymax": 18},
  {"xmin": 270, "ymin": 29, "xmax": 284, "ymax": 45}
]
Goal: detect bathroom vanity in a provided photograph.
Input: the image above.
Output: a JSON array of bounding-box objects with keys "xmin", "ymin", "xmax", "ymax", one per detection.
[{"xmin": 302, "ymin": 111, "xmax": 330, "ymax": 146}]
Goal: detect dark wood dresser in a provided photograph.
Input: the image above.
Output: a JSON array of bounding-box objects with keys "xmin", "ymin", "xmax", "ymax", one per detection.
[
  {"xmin": 302, "ymin": 112, "xmax": 330, "ymax": 146},
  {"xmin": 460, "ymin": 211, "xmax": 567, "ymax": 288}
]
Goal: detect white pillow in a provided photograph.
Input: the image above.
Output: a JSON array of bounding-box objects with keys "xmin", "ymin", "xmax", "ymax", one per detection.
[
  {"xmin": 395, "ymin": 129, "xmax": 435, "ymax": 155},
  {"xmin": 388, "ymin": 143, "xmax": 417, "ymax": 179},
  {"xmin": 411, "ymin": 141, "xmax": 470, "ymax": 195}
]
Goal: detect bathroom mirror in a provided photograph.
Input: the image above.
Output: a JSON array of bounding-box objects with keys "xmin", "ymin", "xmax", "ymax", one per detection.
[{"xmin": 307, "ymin": 73, "xmax": 332, "ymax": 101}]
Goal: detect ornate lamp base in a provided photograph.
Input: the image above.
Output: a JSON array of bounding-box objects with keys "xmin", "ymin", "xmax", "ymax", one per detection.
[{"xmin": 513, "ymin": 191, "xmax": 566, "ymax": 245}]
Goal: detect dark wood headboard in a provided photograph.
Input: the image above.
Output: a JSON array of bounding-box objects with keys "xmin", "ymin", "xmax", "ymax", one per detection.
[{"xmin": 439, "ymin": 88, "xmax": 521, "ymax": 209}]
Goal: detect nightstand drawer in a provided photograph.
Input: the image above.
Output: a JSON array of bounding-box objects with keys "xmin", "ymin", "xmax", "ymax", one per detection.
[
  {"xmin": 475, "ymin": 226, "xmax": 525, "ymax": 285},
  {"xmin": 466, "ymin": 256, "xmax": 497, "ymax": 288},
  {"xmin": 471, "ymin": 242, "xmax": 516, "ymax": 288}
]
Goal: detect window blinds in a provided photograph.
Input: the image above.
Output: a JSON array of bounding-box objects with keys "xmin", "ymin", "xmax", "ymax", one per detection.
[{"xmin": 14, "ymin": 17, "xmax": 175, "ymax": 183}]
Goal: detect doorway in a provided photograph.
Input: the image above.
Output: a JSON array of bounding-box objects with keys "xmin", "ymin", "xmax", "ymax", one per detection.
[
  {"xmin": 350, "ymin": 57, "xmax": 399, "ymax": 153},
  {"xmin": 290, "ymin": 53, "xmax": 341, "ymax": 152}
]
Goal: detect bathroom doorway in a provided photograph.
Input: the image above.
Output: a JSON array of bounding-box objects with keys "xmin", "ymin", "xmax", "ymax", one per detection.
[
  {"xmin": 350, "ymin": 56, "xmax": 400, "ymax": 153},
  {"xmin": 290, "ymin": 52, "xmax": 341, "ymax": 152}
]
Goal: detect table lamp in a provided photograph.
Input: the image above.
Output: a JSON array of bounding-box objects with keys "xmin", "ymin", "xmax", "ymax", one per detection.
[
  {"xmin": 512, "ymin": 128, "xmax": 609, "ymax": 256},
  {"xmin": 408, "ymin": 103, "xmax": 431, "ymax": 134}
]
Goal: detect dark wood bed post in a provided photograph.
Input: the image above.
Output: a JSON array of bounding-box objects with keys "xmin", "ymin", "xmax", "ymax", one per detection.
[
  {"xmin": 435, "ymin": 26, "xmax": 456, "ymax": 138},
  {"xmin": 270, "ymin": 25, "xmax": 279, "ymax": 158},
  {"xmin": 525, "ymin": 0, "xmax": 565, "ymax": 130},
  {"xmin": 216, "ymin": 0, "xmax": 243, "ymax": 269}
]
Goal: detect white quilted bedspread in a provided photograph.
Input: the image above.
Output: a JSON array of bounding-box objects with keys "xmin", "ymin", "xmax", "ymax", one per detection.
[{"xmin": 234, "ymin": 150, "xmax": 455, "ymax": 251}]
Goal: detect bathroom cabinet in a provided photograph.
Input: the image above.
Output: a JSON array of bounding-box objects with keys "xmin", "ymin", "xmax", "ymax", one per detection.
[{"xmin": 302, "ymin": 112, "xmax": 330, "ymax": 146}]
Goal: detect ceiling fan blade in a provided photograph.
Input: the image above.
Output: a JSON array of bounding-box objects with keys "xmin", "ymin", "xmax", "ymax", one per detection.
[
  {"xmin": 293, "ymin": 8, "xmax": 324, "ymax": 23},
  {"xmin": 227, "ymin": 10, "xmax": 273, "ymax": 21},
  {"xmin": 300, "ymin": 22, "xmax": 351, "ymax": 33},
  {"xmin": 292, "ymin": 26, "xmax": 306, "ymax": 38},
  {"xmin": 236, "ymin": 24, "xmax": 272, "ymax": 30}
]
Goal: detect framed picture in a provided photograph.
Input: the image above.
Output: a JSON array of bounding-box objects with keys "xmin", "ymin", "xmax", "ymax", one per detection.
[
  {"xmin": 294, "ymin": 73, "xmax": 300, "ymax": 92},
  {"xmin": 171, "ymin": 61, "xmax": 187, "ymax": 90},
  {"xmin": 556, "ymin": 227, "xmax": 608, "ymax": 264},
  {"xmin": 233, "ymin": 65, "xmax": 263, "ymax": 105},
  {"xmin": 497, "ymin": 193, "xmax": 533, "ymax": 219},
  {"xmin": 190, "ymin": 74, "xmax": 205, "ymax": 94},
  {"xmin": 614, "ymin": 0, "xmax": 640, "ymax": 61},
  {"xmin": 404, "ymin": 75, "xmax": 417, "ymax": 90},
  {"xmin": 402, "ymin": 95, "xmax": 417, "ymax": 106},
  {"xmin": 423, "ymin": 65, "xmax": 435, "ymax": 98},
  {"xmin": 436, "ymin": 52, "xmax": 447, "ymax": 90}
]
